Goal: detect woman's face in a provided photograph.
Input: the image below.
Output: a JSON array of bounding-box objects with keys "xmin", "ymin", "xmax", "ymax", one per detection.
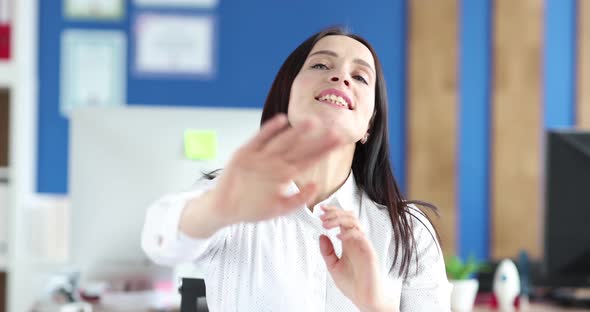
[{"xmin": 288, "ymin": 35, "xmax": 376, "ymax": 144}]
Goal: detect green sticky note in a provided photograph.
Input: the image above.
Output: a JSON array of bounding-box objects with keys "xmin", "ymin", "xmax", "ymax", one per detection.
[{"xmin": 184, "ymin": 130, "xmax": 217, "ymax": 160}]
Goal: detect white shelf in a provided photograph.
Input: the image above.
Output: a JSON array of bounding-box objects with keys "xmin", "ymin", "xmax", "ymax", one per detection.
[
  {"xmin": 0, "ymin": 167, "xmax": 8, "ymax": 182},
  {"xmin": 0, "ymin": 60, "xmax": 15, "ymax": 89},
  {"xmin": 0, "ymin": 254, "xmax": 7, "ymax": 271}
]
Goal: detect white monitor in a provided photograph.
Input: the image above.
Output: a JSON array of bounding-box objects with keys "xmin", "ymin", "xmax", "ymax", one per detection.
[{"xmin": 69, "ymin": 106, "xmax": 262, "ymax": 282}]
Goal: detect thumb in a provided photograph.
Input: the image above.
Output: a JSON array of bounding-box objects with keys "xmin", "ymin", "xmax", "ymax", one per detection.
[
  {"xmin": 319, "ymin": 235, "xmax": 339, "ymax": 270},
  {"xmin": 278, "ymin": 182, "xmax": 317, "ymax": 213}
]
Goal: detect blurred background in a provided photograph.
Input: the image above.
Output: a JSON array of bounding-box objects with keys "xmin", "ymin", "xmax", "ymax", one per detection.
[{"xmin": 0, "ymin": 0, "xmax": 589, "ymax": 311}]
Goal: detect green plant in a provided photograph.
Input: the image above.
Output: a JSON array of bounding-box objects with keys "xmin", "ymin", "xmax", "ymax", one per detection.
[{"xmin": 445, "ymin": 255, "xmax": 490, "ymax": 280}]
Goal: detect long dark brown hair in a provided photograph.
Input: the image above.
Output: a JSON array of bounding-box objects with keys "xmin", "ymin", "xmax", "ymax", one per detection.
[
  {"xmin": 260, "ymin": 26, "xmax": 439, "ymax": 277},
  {"xmin": 205, "ymin": 26, "xmax": 439, "ymax": 278}
]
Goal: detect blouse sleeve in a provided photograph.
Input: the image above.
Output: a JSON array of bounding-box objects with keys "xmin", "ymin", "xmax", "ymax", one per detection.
[
  {"xmin": 399, "ymin": 206, "xmax": 452, "ymax": 312},
  {"xmin": 140, "ymin": 177, "xmax": 229, "ymax": 267}
]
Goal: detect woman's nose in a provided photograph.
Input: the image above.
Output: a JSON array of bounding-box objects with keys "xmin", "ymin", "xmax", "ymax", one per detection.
[{"xmin": 331, "ymin": 76, "xmax": 350, "ymax": 87}]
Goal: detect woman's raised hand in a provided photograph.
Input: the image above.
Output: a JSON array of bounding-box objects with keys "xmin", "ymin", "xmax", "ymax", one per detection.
[{"xmin": 207, "ymin": 114, "xmax": 343, "ymax": 225}]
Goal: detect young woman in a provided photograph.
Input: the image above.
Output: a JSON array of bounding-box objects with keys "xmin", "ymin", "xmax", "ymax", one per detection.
[{"xmin": 141, "ymin": 27, "xmax": 450, "ymax": 312}]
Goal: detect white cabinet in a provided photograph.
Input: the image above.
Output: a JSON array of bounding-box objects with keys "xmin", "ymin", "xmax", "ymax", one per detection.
[
  {"xmin": 0, "ymin": 87, "xmax": 8, "ymax": 272},
  {"xmin": 0, "ymin": 61, "xmax": 14, "ymax": 89},
  {"xmin": 0, "ymin": 85, "xmax": 8, "ymax": 273}
]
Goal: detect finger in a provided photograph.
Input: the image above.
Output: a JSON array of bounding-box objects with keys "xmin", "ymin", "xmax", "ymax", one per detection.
[
  {"xmin": 289, "ymin": 131, "xmax": 343, "ymax": 169},
  {"xmin": 245, "ymin": 114, "xmax": 289, "ymax": 151},
  {"xmin": 319, "ymin": 235, "xmax": 339, "ymax": 270},
  {"xmin": 320, "ymin": 208, "xmax": 351, "ymax": 220},
  {"xmin": 285, "ymin": 128, "xmax": 338, "ymax": 160},
  {"xmin": 319, "ymin": 205, "xmax": 347, "ymax": 217},
  {"xmin": 319, "ymin": 209, "xmax": 354, "ymax": 222},
  {"xmin": 276, "ymin": 182, "xmax": 317, "ymax": 213},
  {"xmin": 337, "ymin": 229, "xmax": 365, "ymax": 242},
  {"xmin": 320, "ymin": 209, "xmax": 359, "ymax": 230},
  {"xmin": 322, "ymin": 216, "xmax": 359, "ymax": 231},
  {"xmin": 320, "ymin": 205, "xmax": 337, "ymax": 212},
  {"xmin": 337, "ymin": 230, "xmax": 375, "ymax": 262},
  {"xmin": 263, "ymin": 119, "xmax": 315, "ymax": 156}
]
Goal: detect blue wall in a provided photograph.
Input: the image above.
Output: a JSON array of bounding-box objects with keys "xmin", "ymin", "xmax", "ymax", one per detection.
[
  {"xmin": 37, "ymin": 0, "xmax": 408, "ymax": 194},
  {"xmin": 544, "ymin": 0, "xmax": 577, "ymax": 129},
  {"xmin": 37, "ymin": 0, "xmax": 583, "ymax": 259},
  {"xmin": 458, "ymin": 0, "xmax": 492, "ymax": 261}
]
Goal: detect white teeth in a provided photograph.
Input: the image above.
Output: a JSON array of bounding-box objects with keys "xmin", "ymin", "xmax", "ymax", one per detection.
[{"xmin": 318, "ymin": 94, "xmax": 348, "ymax": 108}]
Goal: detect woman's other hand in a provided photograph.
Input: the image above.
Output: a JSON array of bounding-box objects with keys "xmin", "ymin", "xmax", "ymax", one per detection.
[{"xmin": 319, "ymin": 205, "xmax": 400, "ymax": 312}]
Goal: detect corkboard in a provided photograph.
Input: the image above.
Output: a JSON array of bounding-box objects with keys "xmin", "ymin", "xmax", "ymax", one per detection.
[
  {"xmin": 491, "ymin": 0, "xmax": 543, "ymax": 259},
  {"xmin": 577, "ymin": 0, "xmax": 590, "ymax": 128},
  {"xmin": 407, "ymin": 0, "xmax": 458, "ymax": 255}
]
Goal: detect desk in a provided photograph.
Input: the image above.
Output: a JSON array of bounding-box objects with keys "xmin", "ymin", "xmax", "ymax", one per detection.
[
  {"xmin": 474, "ymin": 303, "xmax": 590, "ymax": 311},
  {"xmin": 94, "ymin": 291, "xmax": 179, "ymax": 312},
  {"xmin": 33, "ymin": 291, "xmax": 180, "ymax": 312},
  {"xmin": 92, "ymin": 302, "xmax": 587, "ymax": 312}
]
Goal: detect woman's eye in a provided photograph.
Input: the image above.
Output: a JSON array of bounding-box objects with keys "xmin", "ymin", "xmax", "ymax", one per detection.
[
  {"xmin": 353, "ymin": 75, "xmax": 368, "ymax": 84},
  {"xmin": 311, "ymin": 63, "xmax": 329, "ymax": 70}
]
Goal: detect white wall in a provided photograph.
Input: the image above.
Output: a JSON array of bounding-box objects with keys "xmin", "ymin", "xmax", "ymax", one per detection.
[{"xmin": 7, "ymin": 0, "xmax": 39, "ymax": 310}]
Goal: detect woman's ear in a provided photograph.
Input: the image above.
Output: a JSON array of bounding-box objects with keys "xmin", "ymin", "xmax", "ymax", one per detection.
[
  {"xmin": 360, "ymin": 132, "xmax": 370, "ymax": 144},
  {"xmin": 361, "ymin": 109, "xmax": 376, "ymax": 144}
]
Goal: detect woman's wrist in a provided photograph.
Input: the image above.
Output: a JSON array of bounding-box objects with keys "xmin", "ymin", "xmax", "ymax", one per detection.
[
  {"xmin": 361, "ymin": 302, "xmax": 399, "ymax": 312},
  {"xmin": 179, "ymin": 189, "xmax": 230, "ymax": 238},
  {"xmin": 358, "ymin": 288, "xmax": 399, "ymax": 312},
  {"xmin": 360, "ymin": 302, "xmax": 398, "ymax": 312}
]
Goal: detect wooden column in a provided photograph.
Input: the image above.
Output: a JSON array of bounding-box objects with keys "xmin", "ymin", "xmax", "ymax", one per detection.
[
  {"xmin": 491, "ymin": 0, "xmax": 544, "ymax": 259},
  {"xmin": 407, "ymin": 0, "xmax": 458, "ymax": 255},
  {"xmin": 577, "ymin": 0, "xmax": 590, "ymax": 128}
]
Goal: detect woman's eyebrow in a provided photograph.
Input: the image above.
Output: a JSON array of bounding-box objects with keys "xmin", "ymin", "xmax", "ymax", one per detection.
[{"xmin": 308, "ymin": 50, "xmax": 375, "ymax": 74}]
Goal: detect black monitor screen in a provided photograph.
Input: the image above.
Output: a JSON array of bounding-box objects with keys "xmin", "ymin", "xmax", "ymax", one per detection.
[{"xmin": 544, "ymin": 130, "xmax": 590, "ymax": 287}]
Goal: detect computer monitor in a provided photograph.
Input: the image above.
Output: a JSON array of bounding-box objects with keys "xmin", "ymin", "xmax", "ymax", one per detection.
[
  {"xmin": 69, "ymin": 106, "xmax": 262, "ymax": 282},
  {"xmin": 543, "ymin": 130, "xmax": 590, "ymax": 287}
]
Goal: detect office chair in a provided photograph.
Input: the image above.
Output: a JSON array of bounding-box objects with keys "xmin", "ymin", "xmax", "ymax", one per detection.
[{"xmin": 179, "ymin": 278, "xmax": 208, "ymax": 312}]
